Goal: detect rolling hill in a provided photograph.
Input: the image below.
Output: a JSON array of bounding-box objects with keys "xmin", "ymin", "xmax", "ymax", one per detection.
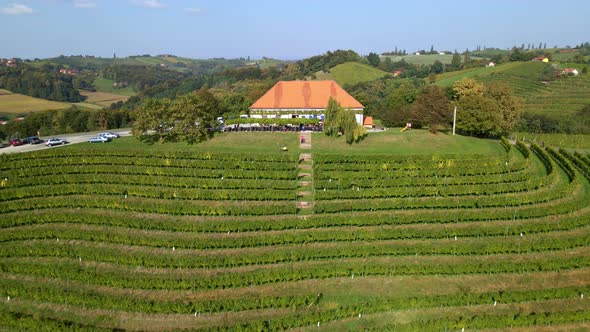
[
  {"xmin": 0, "ymin": 89, "xmax": 71, "ymax": 119},
  {"xmin": 315, "ymin": 62, "xmax": 390, "ymax": 86},
  {"xmin": 436, "ymin": 61, "xmax": 590, "ymax": 119}
]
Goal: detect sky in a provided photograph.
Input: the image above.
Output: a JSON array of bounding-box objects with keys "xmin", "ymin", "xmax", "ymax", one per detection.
[{"xmin": 1, "ymin": 0, "xmax": 589, "ymax": 60}]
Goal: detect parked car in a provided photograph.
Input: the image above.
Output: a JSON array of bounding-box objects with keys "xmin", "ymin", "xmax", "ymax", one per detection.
[
  {"xmin": 23, "ymin": 136, "xmax": 42, "ymax": 144},
  {"xmin": 98, "ymin": 132, "xmax": 119, "ymax": 139},
  {"xmin": 9, "ymin": 138, "xmax": 24, "ymax": 146},
  {"xmin": 88, "ymin": 136, "xmax": 110, "ymax": 143},
  {"xmin": 0, "ymin": 142, "xmax": 5, "ymax": 148},
  {"xmin": 45, "ymin": 138, "xmax": 69, "ymax": 146}
]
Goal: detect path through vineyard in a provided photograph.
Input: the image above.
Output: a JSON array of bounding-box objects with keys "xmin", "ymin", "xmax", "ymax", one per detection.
[{"xmin": 297, "ymin": 131, "xmax": 313, "ymax": 211}]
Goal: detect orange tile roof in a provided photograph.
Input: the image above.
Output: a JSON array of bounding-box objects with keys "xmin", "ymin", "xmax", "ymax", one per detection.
[
  {"xmin": 250, "ymin": 80, "xmax": 364, "ymax": 109},
  {"xmin": 363, "ymin": 116, "xmax": 373, "ymax": 126}
]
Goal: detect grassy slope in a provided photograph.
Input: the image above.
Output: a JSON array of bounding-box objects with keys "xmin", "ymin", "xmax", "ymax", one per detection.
[
  {"xmin": 79, "ymin": 91, "xmax": 129, "ymax": 108},
  {"xmin": 436, "ymin": 61, "xmax": 590, "ymax": 118},
  {"xmin": 0, "ymin": 89, "xmax": 70, "ymax": 118},
  {"xmin": 93, "ymin": 77, "xmax": 136, "ymax": 96},
  {"xmin": 316, "ymin": 62, "xmax": 389, "ymax": 86},
  {"xmin": 512, "ymin": 132, "xmax": 590, "ymax": 151},
  {"xmin": 312, "ymin": 129, "xmax": 504, "ymax": 156}
]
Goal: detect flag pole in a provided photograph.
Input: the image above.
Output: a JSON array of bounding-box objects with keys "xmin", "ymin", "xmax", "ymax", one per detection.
[{"xmin": 452, "ymin": 106, "xmax": 457, "ymax": 136}]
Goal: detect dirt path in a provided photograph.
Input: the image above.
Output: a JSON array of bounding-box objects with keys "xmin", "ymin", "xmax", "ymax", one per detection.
[{"xmin": 297, "ymin": 132, "xmax": 314, "ymax": 211}]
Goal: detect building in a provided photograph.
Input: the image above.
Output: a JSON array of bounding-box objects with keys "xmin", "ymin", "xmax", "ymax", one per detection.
[
  {"xmin": 393, "ymin": 70, "xmax": 403, "ymax": 77},
  {"xmin": 59, "ymin": 68, "xmax": 78, "ymax": 75},
  {"xmin": 563, "ymin": 68, "xmax": 579, "ymax": 76},
  {"xmin": 487, "ymin": 62, "xmax": 496, "ymax": 67},
  {"xmin": 533, "ymin": 57, "xmax": 549, "ymax": 63},
  {"xmin": 249, "ymin": 80, "xmax": 364, "ymax": 124},
  {"xmin": 363, "ymin": 116, "xmax": 374, "ymax": 129}
]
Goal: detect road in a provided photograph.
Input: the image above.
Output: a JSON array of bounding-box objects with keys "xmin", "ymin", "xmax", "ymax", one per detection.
[{"xmin": 0, "ymin": 129, "xmax": 132, "ymax": 155}]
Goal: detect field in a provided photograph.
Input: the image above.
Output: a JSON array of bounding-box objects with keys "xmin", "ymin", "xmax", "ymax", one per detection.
[
  {"xmin": 93, "ymin": 76, "xmax": 136, "ymax": 96},
  {"xmin": 436, "ymin": 61, "xmax": 590, "ymax": 119},
  {"xmin": 0, "ymin": 89, "xmax": 70, "ymax": 118},
  {"xmin": 315, "ymin": 62, "xmax": 389, "ymax": 86},
  {"xmin": 79, "ymin": 91, "xmax": 130, "ymax": 108},
  {"xmin": 513, "ymin": 132, "xmax": 590, "ymax": 151},
  {"xmin": 0, "ymin": 130, "xmax": 589, "ymax": 330}
]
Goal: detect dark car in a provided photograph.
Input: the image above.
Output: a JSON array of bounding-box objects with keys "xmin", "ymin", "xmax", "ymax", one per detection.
[
  {"xmin": 9, "ymin": 138, "xmax": 24, "ymax": 146},
  {"xmin": 23, "ymin": 136, "xmax": 43, "ymax": 144}
]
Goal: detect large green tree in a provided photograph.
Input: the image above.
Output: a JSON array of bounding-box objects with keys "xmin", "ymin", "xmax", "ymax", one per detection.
[
  {"xmin": 411, "ymin": 86, "xmax": 451, "ymax": 132},
  {"xmin": 456, "ymin": 95, "xmax": 503, "ymax": 137},
  {"xmin": 323, "ymin": 98, "xmax": 366, "ymax": 144},
  {"xmin": 367, "ymin": 52, "xmax": 381, "ymax": 68},
  {"xmin": 484, "ymin": 82, "xmax": 523, "ymax": 133}
]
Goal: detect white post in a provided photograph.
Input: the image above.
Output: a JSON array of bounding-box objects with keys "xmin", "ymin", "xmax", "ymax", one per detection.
[{"xmin": 452, "ymin": 106, "xmax": 457, "ymax": 136}]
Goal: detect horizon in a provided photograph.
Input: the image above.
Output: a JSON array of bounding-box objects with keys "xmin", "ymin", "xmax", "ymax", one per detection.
[{"xmin": 1, "ymin": 0, "xmax": 589, "ymax": 60}]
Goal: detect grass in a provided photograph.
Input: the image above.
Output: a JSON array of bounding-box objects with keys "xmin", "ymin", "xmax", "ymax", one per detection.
[
  {"xmin": 381, "ymin": 54, "xmax": 456, "ymax": 65},
  {"xmin": 315, "ymin": 62, "xmax": 389, "ymax": 86},
  {"xmin": 0, "ymin": 89, "xmax": 71, "ymax": 119},
  {"xmin": 79, "ymin": 91, "xmax": 129, "ymax": 107},
  {"xmin": 73, "ymin": 131, "xmax": 300, "ymax": 155},
  {"xmin": 93, "ymin": 76, "xmax": 136, "ymax": 96},
  {"xmin": 312, "ymin": 129, "xmax": 504, "ymax": 156}
]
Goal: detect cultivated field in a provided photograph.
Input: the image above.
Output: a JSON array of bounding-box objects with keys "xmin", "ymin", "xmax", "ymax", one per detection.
[
  {"xmin": 93, "ymin": 76, "xmax": 136, "ymax": 96},
  {"xmin": 0, "ymin": 89, "xmax": 70, "ymax": 118},
  {"xmin": 0, "ymin": 130, "xmax": 589, "ymax": 330},
  {"xmin": 80, "ymin": 91, "xmax": 130, "ymax": 108}
]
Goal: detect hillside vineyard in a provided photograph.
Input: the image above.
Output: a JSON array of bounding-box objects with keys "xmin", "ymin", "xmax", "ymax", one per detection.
[{"xmin": 0, "ymin": 142, "xmax": 589, "ymax": 330}]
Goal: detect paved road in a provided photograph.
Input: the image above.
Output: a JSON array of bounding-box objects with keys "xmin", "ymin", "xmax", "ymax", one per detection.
[{"xmin": 0, "ymin": 129, "xmax": 132, "ymax": 155}]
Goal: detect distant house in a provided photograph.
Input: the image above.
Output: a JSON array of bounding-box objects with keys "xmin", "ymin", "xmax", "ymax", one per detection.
[
  {"xmin": 363, "ymin": 116, "xmax": 374, "ymax": 129},
  {"xmin": 415, "ymin": 52, "xmax": 421, "ymax": 55},
  {"xmin": 487, "ymin": 62, "xmax": 496, "ymax": 67},
  {"xmin": 59, "ymin": 68, "xmax": 78, "ymax": 75},
  {"xmin": 439, "ymin": 52, "xmax": 445, "ymax": 55},
  {"xmin": 159, "ymin": 63, "xmax": 168, "ymax": 67},
  {"xmin": 4, "ymin": 59, "xmax": 17, "ymax": 67},
  {"xmin": 393, "ymin": 70, "xmax": 403, "ymax": 77},
  {"xmin": 533, "ymin": 57, "xmax": 549, "ymax": 63},
  {"xmin": 563, "ymin": 68, "xmax": 579, "ymax": 76},
  {"xmin": 250, "ymin": 80, "xmax": 365, "ymax": 125}
]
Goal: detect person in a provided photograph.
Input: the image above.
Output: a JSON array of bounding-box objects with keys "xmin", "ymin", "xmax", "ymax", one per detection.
[{"xmin": 300, "ymin": 134, "xmax": 305, "ymax": 144}]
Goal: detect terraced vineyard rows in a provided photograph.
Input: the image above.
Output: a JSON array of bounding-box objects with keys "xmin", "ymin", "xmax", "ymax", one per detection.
[{"xmin": 0, "ymin": 139, "xmax": 589, "ymax": 331}]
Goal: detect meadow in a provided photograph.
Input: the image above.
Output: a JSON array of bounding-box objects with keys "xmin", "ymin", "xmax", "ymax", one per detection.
[
  {"xmin": 0, "ymin": 129, "xmax": 589, "ymax": 331},
  {"xmin": 0, "ymin": 89, "xmax": 70, "ymax": 118},
  {"xmin": 315, "ymin": 62, "xmax": 390, "ymax": 86},
  {"xmin": 79, "ymin": 91, "xmax": 130, "ymax": 108},
  {"xmin": 93, "ymin": 76, "xmax": 136, "ymax": 96}
]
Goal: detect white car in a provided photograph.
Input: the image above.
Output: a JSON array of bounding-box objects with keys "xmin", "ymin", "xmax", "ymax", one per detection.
[
  {"xmin": 98, "ymin": 132, "xmax": 119, "ymax": 139},
  {"xmin": 45, "ymin": 138, "xmax": 69, "ymax": 146},
  {"xmin": 88, "ymin": 136, "xmax": 110, "ymax": 143}
]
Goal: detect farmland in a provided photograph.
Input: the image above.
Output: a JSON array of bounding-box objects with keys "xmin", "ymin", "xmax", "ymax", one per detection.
[
  {"xmin": 436, "ymin": 61, "xmax": 590, "ymax": 119},
  {"xmin": 93, "ymin": 76, "xmax": 136, "ymax": 96},
  {"xmin": 0, "ymin": 89, "xmax": 70, "ymax": 119},
  {"xmin": 79, "ymin": 91, "xmax": 130, "ymax": 108},
  {"xmin": 0, "ymin": 129, "xmax": 589, "ymax": 330}
]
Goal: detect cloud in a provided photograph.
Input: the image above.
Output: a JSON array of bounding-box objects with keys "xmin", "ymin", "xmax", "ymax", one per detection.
[
  {"xmin": 184, "ymin": 7, "xmax": 201, "ymax": 14},
  {"xmin": 74, "ymin": 0, "xmax": 96, "ymax": 8},
  {"xmin": 0, "ymin": 3, "xmax": 33, "ymax": 15},
  {"xmin": 134, "ymin": 0, "xmax": 166, "ymax": 8}
]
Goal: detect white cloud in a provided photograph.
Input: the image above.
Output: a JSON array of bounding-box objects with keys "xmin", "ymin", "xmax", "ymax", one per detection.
[
  {"xmin": 134, "ymin": 0, "xmax": 166, "ymax": 8},
  {"xmin": 0, "ymin": 3, "xmax": 33, "ymax": 15},
  {"xmin": 184, "ymin": 7, "xmax": 201, "ymax": 14},
  {"xmin": 74, "ymin": 1, "xmax": 97, "ymax": 8}
]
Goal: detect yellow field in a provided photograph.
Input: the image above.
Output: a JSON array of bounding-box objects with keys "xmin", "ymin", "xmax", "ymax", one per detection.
[
  {"xmin": 0, "ymin": 89, "xmax": 70, "ymax": 114},
  {"xmin": 80, "ymin": 91, "xmax": 129, "ymax": 107}
]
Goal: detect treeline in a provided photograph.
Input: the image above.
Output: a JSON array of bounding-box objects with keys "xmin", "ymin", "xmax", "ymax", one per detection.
[
  {"xmin": 0, "ymin": 107, "xmax": 130, "ymax": 139},
  {"xmin": 286, "ymin": 50, "xmax": 362, "ymax": 78},
  {"xmin": 0, "ymin": 64, "xmax": 82, "ymax": 102},
  {"xmin": 518, "ymin": 105, "xmax": 590, "ymax": 134}
]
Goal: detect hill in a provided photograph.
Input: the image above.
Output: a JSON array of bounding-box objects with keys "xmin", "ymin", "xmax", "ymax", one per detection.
[
  {"xmin": 0, "ymin": 130, "xmax": 589, "ymax": 330},
  {"xmin": 315, "ymin": 62, "xmax": 390, "ymax": 86},
  {"xmin": 381, "ymin": 53, "xmax": 484, "ymax": 65},
  {"xmin": 0, "ymin": 89, "xmax": 71, "ymax": 119},
  {"xmin": 436, "ymin": 61, "xmax": 590, "ymax": 119}
]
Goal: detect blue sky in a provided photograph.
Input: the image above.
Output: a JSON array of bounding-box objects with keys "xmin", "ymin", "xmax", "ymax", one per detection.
[{"xmin": 1, "ymin": 0, "xmax": 589, "ymax": 60}]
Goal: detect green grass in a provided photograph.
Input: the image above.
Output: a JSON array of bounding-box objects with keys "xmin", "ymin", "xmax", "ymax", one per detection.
[
  {"xmin": 74, "ymin": 131, "xmax": 300, "ymax": 155},
  {"xmin": 93, "ymin": 77, "xmax": 136, "ymax": 96},
  {"xmin": 381, "ymin": 54, "xmax": 456, "ymax": 65},
  {"xmin": 312, "ymin": 129, "xmax": 504, "ymax": 155},
  {"xmin": 315, "ymin": 62, "xmax": 389, "ymax": 86}
]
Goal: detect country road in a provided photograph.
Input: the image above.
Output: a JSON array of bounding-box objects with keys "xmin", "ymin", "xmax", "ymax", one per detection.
[{"xmin": 0, "ymin": 129, "xmax": 132, "ymax": 155}]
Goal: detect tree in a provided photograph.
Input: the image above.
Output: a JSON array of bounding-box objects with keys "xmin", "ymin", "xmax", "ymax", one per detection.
[
  {"xmin": 367, "ymin": 52, "xmax": 381, "ymax": 67},
  {"xmin": 323, "ymin": 98, "xmax": 366, "ymax": 144},
  {"xmin": 450, "ymin": 52, "xmax": 462, "ymax": 71},
  {"xmin": 169, "ymin": 93, "xmax": 217, "ymax": 144},
  {"xmin": 452, "ymin": 78, "xmax": 485, "ymax": 99},
  {"xmin": 431, "ymin": 60, "xmax": 444, "ymax": 74},
  {"xmin": 411, "ymin": 86, "xmax": 451, "ymax": 133},
  {"xmin": 485, "ymin": 82, "xmax": 523, "ymax": 133},
  {"xmin": 583, "ymin": 67, "xmax": 588, "ymax": 75},
  {"xmin": 131, "ymin": 98, "xmax": 173, "ymax": 141},
  {"xmin": 456, "ymin": 95, "xmax": 503, "ymax": 137}
]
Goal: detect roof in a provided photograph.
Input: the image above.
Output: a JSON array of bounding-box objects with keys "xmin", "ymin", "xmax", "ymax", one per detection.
[
  {"xmin": 363, "ymin": 116, "xmax": 373, "ymax": 126},
  {"xmin": 250, "ymin": 80, "xmax": 364, "ymax": 109},
  {"xmin": 564, "ymin": 68, "xmax": 578, "ymax": 72}
]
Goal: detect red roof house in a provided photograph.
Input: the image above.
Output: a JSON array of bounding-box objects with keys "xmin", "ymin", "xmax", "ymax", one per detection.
[{"xmin": 249, "ymin": 80, "xmax": 364, "ymax": 123}]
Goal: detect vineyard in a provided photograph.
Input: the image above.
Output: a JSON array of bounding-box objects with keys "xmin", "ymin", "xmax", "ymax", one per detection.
[{"xmin": 0, "ymin": 132, "xmax": 590, "ymax": 331}]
